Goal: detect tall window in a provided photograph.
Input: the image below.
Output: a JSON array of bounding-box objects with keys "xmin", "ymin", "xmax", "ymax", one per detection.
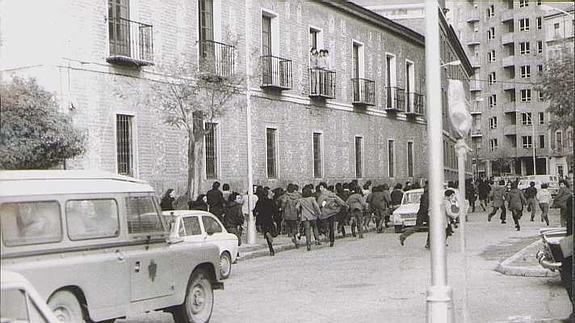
[
  {"xmin": 407, "ymin": 141, "xmax": 414, "ymax": 177},
  {"xmin": 310, "ymin": 29, "xmax": 319, "ymax": 50},
  {"xmin": 520, "ymin": 42, "xmax": 530, "ymax": 55},
  {"xmin": 537, "ymin": 17, "xmax": 542, "ymax": 29},
  {"xmin": 205, "ymin": 123, "xmax": 218, "ymax": 179},
  {"xmin": 487, "ymin": 5, "xmax": 495, "ymax": 18},
  {"xmin": 488, "ymin": 72, "xmax": 496, "ymax": 85},
  {"xmin": 522, "ymin": 112, "xmax": 532, "ymax": 125},
  {"xmin": 522, "ymin": 136, "xmax": 533, "ymax": 148},
  {"xmin": 537, "ymin": 64, "xmax": 543, "ymax": 75},
  {"xmin": 116, "ymin": 114, "xmax": 133, "ymax": 176},
  {"xmin": 199, "ymin": 0, "xmax": 214, "ymax": 42},
  {"xmin": 388, "ymin": 140, "xmax": 395, "ymax": 178},
  {"xmin": 488, "ymin": 95, "xmax": 497, "ymax": 107},
  {"xmin": 352, "ymin": 43, "xmax": 360, "ymax": 79},
  {"xmin": 489, "ymin": 117, "xmax": 498, "ymax": 129},
  {"xmin": 537, "ymin": 41, "xmax": 543, "ymax": 53},
  {"xmin": 519, "ymin": 0, "xmax": 528, "ymax": 8},
  {"xmin": 538, "ymin": 112, "xmax": 545, "ymax": 124},
  {"xmin": 520, "ymin": 65, "xmax": 531, "ymax": 78},
  {"xmin": 521, "ymin": 89, "xmax": 532, "ymax": 102},
  {"xmin": 490, "ymin": 138, "xmax": 498, "ymax": 151},
  {"xmin": 108, "ymin": 0, "xmax": 130, "ymax": 57},
  {"xmin": 519, "ymin": 18, "xmax": 530, "ymax": 31},
  {"xmin": 556, "ymin": 130, "xmax": 563, "ymax": 148},
  {"xmin": 538, "ymin": 91, "xmax": 545, "ymax": 101},
  {"xmin": 355, "ymin": 137, "xmax": 363, "ymax": 178},
  {"xmin": 487, "ymin": 27, "xmax": 495, "ymax": 40},
  {"xmin": 262, "ymin": 15, "xmax": 272, "ymax": 56},
  {"xmin": 539, "ymin": 135, "xmax": 545, "ymax": 148},
  {"xmin": 266, "ymin": 128, "xmax": 277, "ymax": 178},
  {"xmin": 385, "ymin": 54, "xmax": 396, "ymax": 108},
  {"xmin": 313, "ymin": 133, "xmax": 322, "ymax": 178}
]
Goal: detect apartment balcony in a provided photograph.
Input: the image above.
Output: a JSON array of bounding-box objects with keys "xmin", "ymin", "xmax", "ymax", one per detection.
[
  {"xmin": 107, "ymin": 18, "xmax": 154, "ymax": 66},
  {"xmin": 405, "ymin": 92, "xmax": 425, "ymax": 116},
  {"xmin": 467, "ymin": 35, "xmax": 481, "ymax": 46},
  {"xmin": 385, "ymin": 87, "xmax": 406, "ymax": 113},
  {"xmin": 551, "ymin": 146, "xmax": 572, "ymax": 157},
  {"xmin": 503, "ymin": 104, "xmax": 517, "ymax": 114},
  {"xmin": 351, "ymin": 78, "xmax": 375, "ymax": 106},
  {"xmin": 501, "ymin": 10, "xmax": 514, "ymax": 22},
  {"xmin": 471, "ymin": 129, "xmax": 483, "ymax": 138},
  {"xmin": 260, "ymin": 55, "xmax": 292, "ymax": 90},
  {"xmin": 467, "ymin": 11, "xmax": 480, "ymax": 23},
  {"xmin": 501, "ymin": 33, "xmax": 514, "ymax": 45},
  {"xmin": 469, "ymin": 57, "xmax": 481, "ymax": 68},
  {"xmin": 504, "ymin": 124, "xmax": 517, "ymax": 136},
  {"xmin": 309, "ymin": 68, "xmax": 336, "ymax": 99},
  {"xmin": 516, "ymin": 147, "xmax": 536, "ymax": 158},
  {"xmin": 470, "ymin": 79, "xmax": 483, "ymax": 92},
  {"xmin": 502, "ymin": 55, "xmax": 515, "ymax": 68},
  {"xmin": 198, "ymin": 40, "xmax": 236, "ymax": 80},
  {"xmin": 503, "ymin": 81, "xmax": 516, "ymax": 92}
]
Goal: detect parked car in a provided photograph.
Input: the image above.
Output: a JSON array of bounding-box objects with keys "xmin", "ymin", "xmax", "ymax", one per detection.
[
  {"xmin": 392, "ymin": 189, "xmax": 423, "ymax": 233},
  {"xmin": 517, "ymin": 175, "xmax": 559, "ymax": 196},
  {"xmin": 1, "ymin": 270, "xmax": 59, "ymax": 323},
  {"xmin": 162, "ymin": 210, "xmax": 239, "ymax": 279},
  {"xmin": 0, "ymin": 170, "xmax": 224, "ymax": 323},
  {"xmin": 535, "ymin": 227, "xmax": 567, "ymax": 272}
]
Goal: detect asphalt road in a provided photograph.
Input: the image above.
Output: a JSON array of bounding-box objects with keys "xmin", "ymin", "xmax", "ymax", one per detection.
[{"xmin": 123, "ymin": 209, "xmax": 571, "ymax": 322}]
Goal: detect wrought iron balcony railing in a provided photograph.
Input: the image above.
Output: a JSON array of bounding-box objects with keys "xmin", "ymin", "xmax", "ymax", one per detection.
[
  {"xmin": 261, "ymin": 55, "xmax": 292, "ymax": 90},
  {"xmin": 385, "ymin": 87, "xmax": 406, "ymax": 112},
  {"xmin": 199, "ymin": 40, "xmax": 235, "ymax": 80},
  {"xmin": 107, "ymin": 17, "xmax": 154, "ymax": 66},
  {"xmin": 406, "ymin": 92, "xmax": 425, "ymax": 116},
  {"xmin": 309, "ymin": 68, "xmax": 336, "ymax": 99},
  {"xmin": 351, "ymin": 78, "xmax": 375, "ymax": 106}
]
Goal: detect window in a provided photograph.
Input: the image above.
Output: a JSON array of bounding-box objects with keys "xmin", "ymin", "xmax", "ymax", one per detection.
[
  {"xmin": 355, "ymin": 136, "xmax": 363, "ymax": 178},
  {"xmin": 183, "ymin": 217, "xmax": 202, "ymax": 236},
  {"xmin": 488, "ymin": 72, "xmax": 496, "ymax": 85},
  {"xmin": 538, "ymin": 90, "xmax": 544, "ymax": 101},
  {"xmin": 520, "ymin": 42, "xmax": 530, "ymax": 55},
  {"xmin": 262, "ymin": 15, "xmax": 272, "ymax": 56},
  {"xmin": 488, "ymin": 95, "xmax": 497, "ymax": 107},
  {"xmin": 1, "ymin": 288, "xmax": 49, "ymax": 323},
  {"xmin": 66, "ymin": 199, "xmax": 119, "ymax": 240},
  {"xmin": 522, "ymin": 136, "xmax": 533, "ymax": 148},
  {"xmin": 310, "ymin": 28, "xmax": 319, "ymax": 50},
  {"xmin": 487, "ymin": 27, "xmax": 495, "ymax": 40},
  {"xmin": 202, "ymin": 215, "xmax": 222, "ymax": 234},
  {"xmin": 116, "ymin": 114, "xmax": 134, "ymax": 176},
  {"xmin": 407, "ymin": 141, "xmax": 414, "ymax": 178},
  {"xmin": 490, "ymin": 139, "xmax": 498, "ymax": 151},
  {"xmin": 537, "ymin": 41, "xmax": 543, "ymax": 54},
  {"xmin": 199, "ymin": 0, "xmax": 214, "ymax": 42},
  {"xmin": 537, "ymin": 0, "xmax": 542, "ymax": 5},
  {"xmin": 522, "ymin": 112, "xmax": 532, "ymax": 125},
  {"xmin": 204, "ymin": 122, "xmax": 218, "ymax": 179},
  {"xmin": 556, "ymin": 130, "xmax": 563, "ymax": 148},
  {"xmin": 538, "ymin": 112, "xmax": 545, "ymax": 124},
  {"xmin": 125, "ymin": 196, "xmax": 163, "ymax": 234},
  {"xmin": 519, "ymin": 18, "xmax": 530, "ymax": 31},
  {"xmin": 539, "ymin": 135, "xmax": 545, "ymax": 148},
  {"xmin": 0, "ymin": 201, "xmax": 62, "ymax": 246},
  {"xmin": 489, "ymin": 117, "xmax": 498, "ymax": 129},
  {"xmin": 266, "ymin": 128, "xmax": 277, "ymax": 178},
  {"xmin": 554, "ymin": 22, "xmax": 561, "ymax": 37},
  {"xmin": 537, "ymin": 17, "xmax": 542, "ymax": 30},
  {"xmin": 388, "ymin": 139, "xmax": 395, "ymax": 178},
  {"xmin": 487, "ymin": 5, "xmax": 495, "ymax": 18},
  {"xmin": 488, "ymin": 50, "xmax": 496, "ymax": 62},
  {"xmin": 352, "ymin": 43, "xmax": 362, "ymax": 79},
  {"xmin": 519, "ymin": 0, "xmax": 528, "ymax": 7},
  {"xmin": 313, "ymin": 132, "xmax": 323, "ymax": 178},
  {"xmin": 108, "ymin": 0, "xmax": 130, "ymax": 57},
  {"xmin": 521, "ymin": 89, "xmax": 532, "ymax": 102},
  {"xmin": 537, "ymin": 64, "xmax": 543, "ymax": 75},
  {"xmin": 385, "ymin": 54, "xmax": 397, "ymax": 108},
  {"xmin": 520, "ymin": 65, "xmax": 531, "ymax": 78}
]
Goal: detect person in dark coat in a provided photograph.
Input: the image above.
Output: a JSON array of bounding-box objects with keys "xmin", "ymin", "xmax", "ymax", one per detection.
[
  {"xmin": 560, "ymin": 194, "xmax": 573, "ymax": 321},
  {"xmin": 188, "ymin": 194, "xmax": 208, "ymax": 211},
  {"xmin": 254, "ymin": 187, "xmax": 277, "ymax": 256},
  {"xmin": 207, "ymin": 181, "xmax": 225, "ymax": 222},
  {"xmin": 554, "ymin": 180, "xmax": 573, "ymax": 227},
  {"xmin": 506, "ymin": 182, "xmax": 527, "ymax": 231},
  {"xmin": 488, "ymin": 180, "xmax": 507, "ymax": 223},
  {"xmin": 477, "ymin": 179, "xmax": 491, "ymax": 211},
  {"xmin": 400, "ymin": 182, "xmax": 430, "ymax": 248},
  {"xmin": 160, "ymin": 189, "xmax": 176, "ymax": 211},
  {"xmin": 336, "ymin": 183, "xmax": 351, "ymax": 237},
  {"xmin": 465, "ymin": 179, "xmax": 477, "ymax": 213},
  {"xmin": 524, "ymin": 182, "xmax": 538, "ymax": 221},
  {"xmin": 223, "ymin": 193, "xmax": 245, "ymax": 247},
  {"xmin": 318, "ymin": 182, "xmax": 347, "ymax": 247}
]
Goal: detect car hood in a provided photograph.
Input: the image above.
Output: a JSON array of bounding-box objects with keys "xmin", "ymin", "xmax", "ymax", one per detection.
[{"xmin": 393, "ymin": 203, "xmax": 419, "ymax": 214}]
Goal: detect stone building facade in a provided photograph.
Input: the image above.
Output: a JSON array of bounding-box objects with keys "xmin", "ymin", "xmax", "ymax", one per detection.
[{"xmin": 1, "ymin": 0, "xmax": 471, "ymax": 196}]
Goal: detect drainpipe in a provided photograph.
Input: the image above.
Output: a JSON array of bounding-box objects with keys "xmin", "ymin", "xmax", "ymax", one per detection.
[{"xmin": 244, "ymin": 0, "xmax": 256, "ymax": 245}]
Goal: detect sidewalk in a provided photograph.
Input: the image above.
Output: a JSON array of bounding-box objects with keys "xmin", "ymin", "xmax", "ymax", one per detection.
[{"xmin": 495, "ymin": 238, "xmax": 560, "ymax": 277}]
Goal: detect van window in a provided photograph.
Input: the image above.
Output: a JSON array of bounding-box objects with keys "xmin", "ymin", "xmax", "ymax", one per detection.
[
  {"xmin": 126, "ymin": 196, "xmax": 164, "ymax": 234},
  {"xmin": 202, "ymin": 216, "xmax": 222, "ymax": 234},
  {"xmin": 66, "ymin": 199, "xmax": 119, "ymax": 240},
  {"xmin": 0, "ymin": 201, "xmax": 62, "ymax": 247},
  {"xmin": 183, "ymin": 217, "xmax": 202, "ymax": 236}
]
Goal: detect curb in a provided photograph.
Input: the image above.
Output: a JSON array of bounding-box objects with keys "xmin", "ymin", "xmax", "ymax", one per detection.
[{"xmin": 495, "ymin": 240, "xmax": 559, "ymax": 277}]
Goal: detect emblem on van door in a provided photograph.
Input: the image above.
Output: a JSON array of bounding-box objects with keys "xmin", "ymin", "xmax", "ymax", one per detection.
[{"xmin": 148, "ymin": 260, "xmax": 157, "ymax": 281}]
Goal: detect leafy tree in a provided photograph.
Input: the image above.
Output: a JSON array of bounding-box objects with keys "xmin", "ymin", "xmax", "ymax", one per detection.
[
  {"xmin": 0, "ymin": 77, "xmax": 85, "ymax": 169},
  {"xmin": 538, "ymin": 53, "xmax": 574, "ymax": 131}
]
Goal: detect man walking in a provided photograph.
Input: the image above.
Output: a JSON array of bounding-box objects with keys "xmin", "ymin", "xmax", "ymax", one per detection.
[
  {"xmin": 506, "ymin": 182, "xmax": 527, "ymax": 231},
  {"xmin": 280, "ymin": 183, "xmax": 301, "ymax": 248},
  {"xmin": 524, "ymin": 182, "xmax": 538, "ymax": 221},
  {"xmin": 477, "ymin": 179, "xmax": 491, "ymax": 212},
  {"xmin": 488, "ymin": 180, "xmax": 507, "ymax": 223},
  {"xmin": 317, "ymin": 182, "xmax": 347, "ymax": 247}
]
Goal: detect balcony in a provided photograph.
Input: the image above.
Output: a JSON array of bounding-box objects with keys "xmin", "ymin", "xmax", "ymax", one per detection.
[
  {"xmin": 471, "ymin": 129, "xmax": 483, "ymax": 137},
  {"xmin": 107, "ymin": 18, "xmax": 154, "ymax": 66},
  {"xmin": 501, "ymin": 10, "xmax": 514, "ymax": 22},
  {"xmin": 503, "ymin": 82, "xmax": 516, "ymax": 92},
  {"xmin": 504, "ymin": 124, "xmax": 517, "ymax": 136},
  {"xmin": 198, "ymin": 40, "xmax": 236, "ymax": 80},
  {"xmin": 501, "ymin": 33, "xmax": 514, "ymax": 45},
  {"xmin": 503, "ymin": 104, "xmax": 517, "ymax": 114},
  {"xmin": 351, "ymin": 78, "xmax": 375, "ymax": 106},
  {"xmin": 469, "ymin": 57, "xmax": 481, "ymax": 68},
  {"xmin": 467, "ymin": 35, "xmax": 481, "ymax": 46},
  {"xmin": 470, "ymin": 79, "xmax": 483, "ymax": 92},
  {"xmin": 467, "ymin": 11, "xmax": 480, "ymax": 23},
  {"xmin": 405, "ymin": 92, "xmax": 425, "ymax": 116},
  {"xmin": 309, "ymin": 68, "xmax": 336, "ymax": 99},
  {"xmin": 502, "ymin": 55, "xmax": 514, "ymax": 68},
  {"xmin": 260, "ymin": 55, "xmax": 292, "ymax": 90},
  {"xmin": 385, "ymin": 87, "xmax": 406, "ymax": 113}
]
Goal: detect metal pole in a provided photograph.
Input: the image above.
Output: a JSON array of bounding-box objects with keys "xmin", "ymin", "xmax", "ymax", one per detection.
[
  {"xmin": 531, "ymin": 115, "xmax": 536, "ymax": 175},
  {"xmin": 455, "ymin": 140, "xmax": 469, "ymax": 323},
  {"xmin": 425, "ymin": 1, "xmax": 452, "ymax": 322},
  {"xmin": 244, "ymin": 0, "xmax": 256, "ymax": 245}
]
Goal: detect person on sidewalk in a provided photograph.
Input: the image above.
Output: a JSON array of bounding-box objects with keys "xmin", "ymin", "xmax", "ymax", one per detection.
[
  {"xmin": 317, "ymin": 182, "xmax": 347, "ymax": 247},
  {"xmin": 189, "ymin": 194, "xmax": 208, "ymax": 211},
  {"xmin": 554, "ymin": 180, "xmax": 573, "ymax": 227},
  {"xmin": 477, "ymin": 179, "xmax": 491, "ymax": 212},
  {"xmin": 536, "ymin": 183, "xmax": 552, "ymax": 225},
  {"xmin": 488, "ymin": 180, "xmax": 507, "ymax": 223},
  {"xmin": 297, "ymin": 186, "xmax": 322, "ymax": 251},
  {"xmin": 347, "ymin": 186, "xmax": 367, "ymax": 239},
  {"xmin": 336, "ymin": 183, "xmax": 351, "ymax": 237},
  {"xmin": 465, "ymin": 179, "xmax": 477, "ymax": 213},
  {"xmin": 505, "ymin": 182, "xmax": 527, "ymax": 231},
  {"xmin": 280, "ymin": 183, "xmax": 301, "ymax": 248},
  {"xmin": 524, "ymin": 181, "xmax": 538, "ymax": 222},
  {"xmin": 207, "ymin": 181, "xmax": 225, "ymax": 222},
  {"xmin": 223, "ymin": 193, "xmax": 245, "ymax": 249},
  {"xmin": 443, "ymin": 189, "xmax": 460, "ymax": 245},
  {"xmin": 160, "ymin": 189, "xmax": 176, "ymax": 211},
  {"xmin": 253, "ymin": 187, "xmax": 277, "ymax": 256},
  {"xmin": 399, "ymin": 182, "xmax": 429, "ymax": 248}
]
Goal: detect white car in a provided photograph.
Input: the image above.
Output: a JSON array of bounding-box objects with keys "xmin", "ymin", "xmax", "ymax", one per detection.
[
  {"xmin": 162, "ymin": 210, "xmax": 239, "ymax": 279},
  {"xmin": 392, "ymin": 189, "xmax": 424, "ymax": 233},
  {"xmin": 1, "ymin": 270, "xmax": 59, "ymax": 323}
]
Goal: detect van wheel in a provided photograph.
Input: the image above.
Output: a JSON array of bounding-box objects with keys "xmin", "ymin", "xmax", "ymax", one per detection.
[
  {"xmin": 394, "ymin": 225, "xmax": 403, "ymax": 233},
  {"xmin": 48, "ymin": 290, "xmax": 85, "ymax": 323},
  {"xmin": 220, "ymin": 252, "xmax": 232, "ymax": 279},
  {"xmin": 172, "ymin": 269, "xmax": 214, "ymax": 323}
]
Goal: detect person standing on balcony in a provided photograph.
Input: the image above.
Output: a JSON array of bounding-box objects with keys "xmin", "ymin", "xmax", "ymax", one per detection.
[
  {"xmin": 524, "ymin": 181, "xmax": 538, "ymax": 221},
  {"xmin": 488, "ymin": 180, "xmax": 507, "ymax": 223},
  {"xmin": 310, "ymin": 48, "xmax": 319, "ymax": 95}
]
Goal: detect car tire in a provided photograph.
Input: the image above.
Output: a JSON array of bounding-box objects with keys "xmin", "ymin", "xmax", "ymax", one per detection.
[
  {"xmin": 172, "ymin": 269, "xmax": 214, "ymax": 323},
  {"xmin": 394, "ymin": 225, "xmax": 403, "ymax": 233},
  {"xmin": 48, "ymin": 290, "xmax": 85, "ymax": 323},
  {"xmin": 219, "ymin": 252, "xmax": 232, "ymax": 280}
]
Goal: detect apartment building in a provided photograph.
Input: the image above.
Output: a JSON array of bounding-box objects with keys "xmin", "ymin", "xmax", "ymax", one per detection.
[
  {"xmin": 0, "ymin": 0, "xmax": 471, "ymax": 195},
  {"xmin": 448, "ymin": 0, "xmax": 566, "ymax": 178}
]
